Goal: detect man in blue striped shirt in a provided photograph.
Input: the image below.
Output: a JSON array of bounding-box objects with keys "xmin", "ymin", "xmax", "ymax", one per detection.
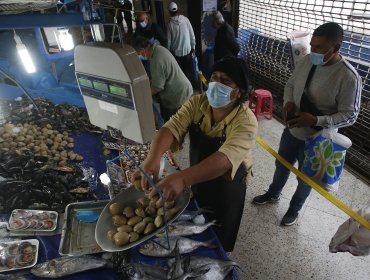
[{"xmin": 253, "ymin": 22, "xmax": 362, "ymax": 226}]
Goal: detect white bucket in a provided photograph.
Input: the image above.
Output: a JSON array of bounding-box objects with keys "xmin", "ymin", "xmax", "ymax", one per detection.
[{"xmin": 288, "ymin": 30, "xmax": 311, "ymax": 66}]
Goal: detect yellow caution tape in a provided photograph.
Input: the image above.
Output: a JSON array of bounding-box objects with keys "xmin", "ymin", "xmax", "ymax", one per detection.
[
  {"xmin": 256, "ymin": 136, "xmax": 370, "ymax": 231},
  {"xmin": 198, "ymin": 72, "xmax": 208, "ymax": 87}
]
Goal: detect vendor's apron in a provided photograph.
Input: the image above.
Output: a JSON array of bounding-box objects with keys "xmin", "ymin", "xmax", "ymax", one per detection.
[{"xmin": 189, "ymin": 115, "xmax": 247, "ymax": 252}]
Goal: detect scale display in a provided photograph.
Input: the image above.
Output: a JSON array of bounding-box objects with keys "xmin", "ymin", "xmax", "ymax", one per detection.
[
  {"xmin": 109, "ymin": 85, "xmax": 128, "ymax": 97},
  {"xmin": 76, "ymin": 74, "xmax": 134, "ymax": 110}
]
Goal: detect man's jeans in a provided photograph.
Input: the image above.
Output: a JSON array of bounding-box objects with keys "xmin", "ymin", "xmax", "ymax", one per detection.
[{"xmin": 267, "ymin": 128, "xmax": 312, "ymax": 212}]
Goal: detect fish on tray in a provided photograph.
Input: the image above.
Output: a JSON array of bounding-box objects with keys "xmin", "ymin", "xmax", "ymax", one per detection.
[
  {"xmin": 156, "ymin": 220, "xmax": 216, "ymax": 238},
  {"xmin": 139, "ymin": 237, "xmax": 216, "ymax": 257},
  {"xmin": 121, "ymin": 263, "xmax": 168, "ymax": 280},
  {"xmin": 176, "ymin": 208, "xmax": 212, "ymax": 223},
  {"xmin": 169, "ymin": 255, "xmax": 239, "ymax": 280},
  {"xmin": 30, "ymin": 256, "xmax": 108, "ymax": 278}
]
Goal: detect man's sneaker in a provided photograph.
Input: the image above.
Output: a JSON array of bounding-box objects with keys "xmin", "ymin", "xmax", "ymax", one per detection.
[
  {"xmin": 252, "ymin": 193, "xmax": 280, "ymax": 205},
  {"xmin": 281, "ymin": 208, "xmax": 299, "ymax": 226}
]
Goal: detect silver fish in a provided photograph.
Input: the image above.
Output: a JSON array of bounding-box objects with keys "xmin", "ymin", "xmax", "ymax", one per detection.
[
  {"xmin": 156, "ymin": 220, "xmax": 216, "ymax": 237},
  {"xmin": 30, "ymin": 256, "xmax": 108, "ymax": 278},
  {"xmin": 0, "ymin": 275, "xmax": 26, "ymax": 280},
  {"xmin": 139, "ymin": 237, "xmax": 216, "ymax": 257},
  {"xmin": 121, "ymin": 263, "xmax": 168, "ymax": 280},
  {"xmin": 171, "ymin": 256, "xmax": 238, "ymax": 280},
  {"xmin": 176, "ymin": 208, "xmax": 213, "ymax": 222}
]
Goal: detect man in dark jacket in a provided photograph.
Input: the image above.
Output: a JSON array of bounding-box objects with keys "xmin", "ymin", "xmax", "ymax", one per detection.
[
  {"xmin": 213, "ymin": 11, "xmax": 240, "ymax": 62},
  {"xmin": 133, "ymin": 12, "xmax": 167, "ymax": 47}
]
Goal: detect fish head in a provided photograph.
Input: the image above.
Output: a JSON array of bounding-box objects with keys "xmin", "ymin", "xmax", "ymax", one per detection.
[
  {"xmin": 122, "ymin": 263, "xmax": 144, "ymax": 280},
  {"xmin": 31, "ymin": 260, "xmax": 56, "ymax": 277},
  {"xmin": 138, "ymin": 242, "xmax": 158, "ymax": 255}
]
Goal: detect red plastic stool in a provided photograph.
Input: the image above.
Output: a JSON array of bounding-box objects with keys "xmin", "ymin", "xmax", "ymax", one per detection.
[{"xmin": 249, "ymin": 89, "xmax": 273, "ymax": 119}]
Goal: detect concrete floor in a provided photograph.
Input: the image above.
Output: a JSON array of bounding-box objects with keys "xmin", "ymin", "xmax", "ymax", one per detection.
[{"xmin": 171, "ymin": 117, "xmax": 370, "ymax": 280}]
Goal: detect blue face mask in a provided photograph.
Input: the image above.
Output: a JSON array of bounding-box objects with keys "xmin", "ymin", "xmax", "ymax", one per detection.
[
  {"xmin": 139, "ymin": 21, "xmax": 147, "ymax": 28},
  {"xmin": 310, "ymin": 47, "xmax": 334, "ymax": 66},
  {"xmin": 206, "ymin": 82, "xmax": 233, "ymax": 108},
  {"xmin": 139, "ymin": 54, "xmax": 148, "ymax": 61}
]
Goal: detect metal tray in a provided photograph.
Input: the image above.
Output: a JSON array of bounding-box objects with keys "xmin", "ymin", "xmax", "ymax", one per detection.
[
  {"xmin": 59, "ymin": 200, "xmax": 109, "ymax": 256},
  {"xmin": 95, "ymin": 186, "xmax": 191, "ymax": 252}
]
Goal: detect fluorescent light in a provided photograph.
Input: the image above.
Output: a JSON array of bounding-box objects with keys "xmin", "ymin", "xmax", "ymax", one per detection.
[
  {"xmin": 58, "ymin": 29, "xmax": 74, "ymax": 51},
  {"xmin": 14, "ymin": 33, "xmax": 36, "ymax": 74}
]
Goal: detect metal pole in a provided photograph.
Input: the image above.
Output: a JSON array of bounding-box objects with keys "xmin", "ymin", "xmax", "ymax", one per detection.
[{"xmin": 111, "ymin": 8, "xmax": 119, "ymax": 43}]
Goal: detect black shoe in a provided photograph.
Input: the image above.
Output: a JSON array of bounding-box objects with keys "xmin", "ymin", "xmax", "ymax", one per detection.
[
  {"xmin": 281, "ymin": 208, "xmax": 299, "ymax": 226},
  {"xmin": 252, "ymin": 193, "xmax": 280, "ymax": 205}
]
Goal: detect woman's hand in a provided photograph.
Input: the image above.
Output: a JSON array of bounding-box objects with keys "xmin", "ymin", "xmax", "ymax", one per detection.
[
  {"xmin": 131, "ymin": 157, "xmax": 161, "ymax": 191},
  {"xmin": 149, "ymin": 173, "xmax": 186, "ymax": 201}
]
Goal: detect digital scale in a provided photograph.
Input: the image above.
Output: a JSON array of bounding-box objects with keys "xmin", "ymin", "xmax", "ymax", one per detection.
[{"xmin": 74, "ymin": 42, "xmax": 155, "ymax": 143}]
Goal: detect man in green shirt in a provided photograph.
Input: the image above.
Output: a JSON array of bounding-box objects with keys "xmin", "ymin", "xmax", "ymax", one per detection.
[{"xmin": 133, "ymin": 36, "xmax": 193, "ymax": 121}]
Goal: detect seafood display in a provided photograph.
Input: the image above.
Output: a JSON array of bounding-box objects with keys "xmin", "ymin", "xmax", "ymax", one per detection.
[
  {"xmin": 0, "ymin": 96, "xmax": 101, "ymax": 134},
  {"xmin": 168, "ymin": 255, "xmax": 239, "ymax": 280},
  {"xmin": 121, "ymin": 254, "xmax": 238, "ymax": 280},
  {"xmin": 121, "ymin": 263, "xmax": 168, "ymax": 280},
  {"xmin": 95, "ymin": 185, "xmax": 190, "ymax": 252},
  {"xmin": 8, "ymin": 209, "xmax": 58, "ymax": 231},
  {"xmin": 139, "ymin": 237, "xmax": 216, "ymax": 257},
  {"xmin": 156, "ymin": 220, "xmax": 217, "ymax": 238},
  {"xmin": 0, "ymin": 239, "xmax": 39, "ymax": 272},
  {"xmin": 106, "ymin": 193, "xmax": 179, "ymax": 247},
  {"xmin": 30, "ymin": 255, "xmax": 108, "ymax": 278},
  {"xmin": 0, "ymin": 154, "xmax": 96, "ymax": 213},
  {"xmin": 0, "ymin": 122, "xmax": 82, "ymax": 166},
  {"xmin": 0, "ymin": 95, "xmax": 102, "ymax": 214}
]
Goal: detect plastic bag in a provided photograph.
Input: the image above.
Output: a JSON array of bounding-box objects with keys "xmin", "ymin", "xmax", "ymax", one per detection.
[
  {"xmin": 288, "ymin": 30, "xmax": 311, "ymax": 67},
  {"xmin": 302, "ymin": 129, "xmax": 352, "ymax": 192},
  {"xmin": 192, "ymin": 53, "xmax": 200, "ymax": 83},
  {"xmin": 329, "ymin": 202, "xmax": 370, "ymax": 256}
]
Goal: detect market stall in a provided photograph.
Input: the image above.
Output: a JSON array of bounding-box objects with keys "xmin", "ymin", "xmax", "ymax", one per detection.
[{"xmin": 0, "ymin": 43, "xmax": 240, "ymax": 279}]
